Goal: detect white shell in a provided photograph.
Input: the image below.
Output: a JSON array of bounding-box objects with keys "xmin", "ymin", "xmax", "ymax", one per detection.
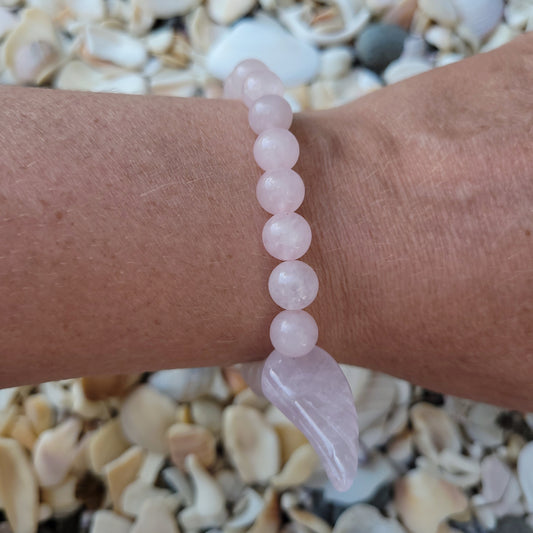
[
  {"xmin": 41, "ymin": 475, "xmax": 80, "ymax": 516},
  {"xmin": 71, "ymin": 380, "xmax": 109, "ymax": 420},
  {"xmin": 383, "ymin": 56, "xmax": 432, "ymax": 84},
  {"xmin": 0, "ymin": 7, "xmax": 18, "ymax": 39},
  {"xmin": 90, "ymin": 511, "xmax": 132, "ymax": 533},
  {"xmin": 464, "ymin": 403, "xmax": 506, "ymax": 447},
  {"xmin": 135, "ymin": 0, "xmax": 201, "ymax": 19},
  {"xmin": 207, "ymin": 0, "xmax": 257, "ymax": 25},
  {"xmin": 215, "ymin": 469, "xmax": 245, "ymax": 503},
  {"xmin": 451, "ymin": 0, "xmax": 504, "ymax": 38},
  {"xmin": 225, "ymin": 488, "xmax": 264, "ymax": 530},
  {"xmin": 518, "ymin": 442, "xmax": 533, "ymax": 513},
  {"xmin": 319, "ymin": 46, "xmax": 353, "ymax": 80},
  {"xmin": 186, "ymin": 6, "xmax": 228, "ymax": 54},
  {"xmin": 333, "ymin": 503, "xmax": 406, "ymax": 533},
  {"xmin": 89, "ymin": 418, "xmax": 130, "ymax": 473},
  {"xmin": 131, "ymin": 498, "xmax": 179, "ymax": 533},
  {"xmin": 162, "ymin": 467, "xmax": 194, "ymax": 506},
  {"xmin": 480, "ymin": 23, "xmax": 520, "ymax": 52},
  {"xmin": 121, "ymin": 479, "xmax": 174, "ymax": 519},
  {"xmin": 505, "ymin": 0, "xmax": 533, "ymax": 29},
  {"xmin": 206, "ymin": 16, "xmax": 320, "ymax": 86},
  {"xmin": 418, "ymin": 0, "xmax": 457, "ymax": 26},
  {"xmin": 149, "ymin": 68, "xmax": 198, "ymax": 97},
  {"xmin": 66, "ymin": 0, "xmax": 106, "ymax": 22},
  {"xmin": 271, "ymin": 444, "xmax": 320, "ymax": 490},
  {"xmin": 167, "ymin": 423, "xmax": 216, "ymax": 469}
]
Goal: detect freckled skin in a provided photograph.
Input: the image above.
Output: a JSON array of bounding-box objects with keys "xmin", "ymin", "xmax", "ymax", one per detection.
[{"xmin": 0, "ymin": 35, "xmax": 532, "ymax": 410}]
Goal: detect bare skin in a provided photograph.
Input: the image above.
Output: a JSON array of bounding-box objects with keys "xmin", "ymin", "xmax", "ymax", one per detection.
[{"xmin": 1, "ymin": 34, "xmax": 532, "ymax": 410}]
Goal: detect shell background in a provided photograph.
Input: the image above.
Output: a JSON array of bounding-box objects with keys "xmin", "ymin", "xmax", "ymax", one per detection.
[{"xmin": 0, "ymin": 0, "xmax": 533, "ymax": 532}]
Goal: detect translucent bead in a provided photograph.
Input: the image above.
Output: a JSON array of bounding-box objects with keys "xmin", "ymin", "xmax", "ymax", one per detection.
[
  {"xmin": 223, "ymin": 59, "xmax": 268, "ymax": 100},
  {"xmin": 269, "ymin": 310, "xmax": 318, "ymax": 357},
  {"xmin": 254, "ymin": 128, "xmax": 299, "ymax": 171},
  {"xmin": 248, "ymin": 95, "xmax": 293, "ymax": 135},
  {"xmin": 262, "ymin": 213, "xmax": 312, "ymax": 261},
  {"xmin": 242, "ymin": 70, "xmax": 284, "ymax": 108},
  {"xmin": 268, "ymin": 260, "xmax": 319, "ymax": 310},
  {"xmin": 256, "ymin": 169, "xmax": 305, "ymax": 215}
]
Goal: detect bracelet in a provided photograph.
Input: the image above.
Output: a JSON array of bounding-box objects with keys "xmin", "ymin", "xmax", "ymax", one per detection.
[{"xmin": 224, "ymin": 59, "xmax": 359, "ymax": 492}]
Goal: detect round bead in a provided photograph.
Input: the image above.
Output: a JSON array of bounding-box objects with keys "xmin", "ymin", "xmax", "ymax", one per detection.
[
  {"xmin": 262, "ymin": 213, "xmax": 312, "ymax": 261},
  {"xmin": 269, "ymin": 310, "xmax": 318, "ymax": 357},
  {"xmin": 268, "ymin": 260, "xmax": 319, "ymax": 310},
  {"xmin": 242, "ymin": 70, "xmax": 284, "ymax": 108},
  {"xmin": 223, "ymin": 59, "xmax": 268, "ymax": 100},
  {"xmin": 249, "ymin": 95, "xmax": 293, "ymax": 135},
  {"xmin": 256, "ymin": 169, "xmax": 305, "ymax": 214},
  {"xmin": 254, "ymin": 128, "xmax": 299, "ymax": 171}
]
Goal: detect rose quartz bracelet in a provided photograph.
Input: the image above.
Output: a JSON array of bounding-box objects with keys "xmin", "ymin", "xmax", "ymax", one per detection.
[{"xmin": 224, "ymin": 59, "xmax": 359, "ymax": 492}]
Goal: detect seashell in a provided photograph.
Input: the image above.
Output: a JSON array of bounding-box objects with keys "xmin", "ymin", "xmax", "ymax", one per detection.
[
  {"xmin": 355, "ymin": 23, "xmax": 408, "ymax": 72},
  {"xmin": 418, "ymin": 0, "xmax": 458, "ymax": 27},
  {"xmin": 138, "ymin": 452, "xmax": 166, "ymax": 485},
  {"xmin": 435, "ymin": 52, "xmax": 464, "ymax": 67},
  {"xmin": 207, "ymin": 0, "xmax": 257, "ymax": 25},
  {"xmin": 134, "ymin": 0, "xmax": 201, "ymax": 19},
  {"xmin": 148, "ymin": 367, "xmax": 229, "ymax": 402},
  {"xmin": 281, "ymin": 495, "xmax": 332, "ymax": 533},
  {"xmin": 435, "ymin": 450, "xmax": 481, "ymax": 488},
  {"xmin": 463, "ymin": 403, "xmax": 506, "ymax": 447},
  {"xmin": 265, "ymin": 406, "xmax": 308, "ymax": 465},
  {"xmin": 131, "ymin": 498, "xmax": 180, "ymax": 533},
  {"xmin": 2, "ymin": 8, "xmax": 62, "ymax": 84},
  {"xmin": 215, "ymin": 469, "xmax": 245, "ymax": 503},
  {"xmin": 0, "ymin": 7, "xmax": 18, "ymax": 40},
  {"xmin": 451, "ymin": 0, "xmax": 504, "ymax": 39},
  {"xmin": 33, "ymin": 417, "xmax": 82, "ymax": 487},
  {"xmin": 223, "ymin": 405, "xmax": 280, "ymax": 483},
  {"xmin": 247, "ymin": 487, "xmax": 280, "ymax": 533},
  {"xmin": 176, "ymin": 404, "xmax": 192, "ymax": 424},
  {"xmin": 65, "ymin": 0, "xmax": 106, "ymax": 22},
  {"xmin": 0, "ymin": 404, "xmax": 18, "ymax": 436},
  {"xmin": 383, "ymin": 56, "xmax": 432, "ymax": 84},
  {"xmin": 319, "ymin": 46, "xmax": 352, "ymax": 80},
  {"xmin": 0, "ymin": 387, "xmax": 23, "ymax": 410},
  {"xmin": 24, "ymin": 393, "xmax": 54, "ymax": 435},
  {"xmin": 81, "ymin": 25, "xmax": 147, "ymax": 69},
  {"xmin": 411, "ymin": 403, "xmax": 462, "ymax": 465},
  {"xmin": 234, "ymin": 387, "xmax": 271, "ymax": 410},
  {"xmin": 167, "ymin": 423, "xmax": 216, "ymax": 470},
  {"xmin": 90, "ymin": 510, "xmax": 132, "ymax": 533},
  {"xmin": 81, "ymin": 374, "xmax": 140, "ymax": 402},
  {"xmin": 40, "ymin": 380, "xmax": 74, "ymax": 412},
  {"xmin": 8, "ymin": 414, "xmax": 37, "ymax": 451},
  {"xmin": 382, "ymin": 0, "xmax": 418, "ymax": 29},
  {"xmin": 480, "ymin": 23, "xmax": 519, "ymax": 52},
  {"xmin": 206, "ymin": 16, "xmax": 320, "ymax": 86},
  {"xmin": 41, "ymin": 475, "xmax": 80, "ymax": 516},
  {"xmin": 145, "ymin": 27, "xmax": 174, "ymax": 55},
  {"xmin": 71, "ymin": 380, "xmax": 109, "ymax": 420},
  {"xmin": 163, "ymin": 466, "xmax": 194, "ymax": 506},
  {"xmin": 70, "ymin": 430, "xmax": 93, "ymax": 476},
  {"xmin": 395, "ymin": 467, "xmax": 468, "ymax": 533},
  {"xmin": 505, "ymin": 0, "xmax": 533, "ymax": 30},
  {"xmin": 121, "ymin": 479, "xmax": 173, "ymax": 519},
  {"xmin": 425, "ymin": 25, "xmax": 455, "ymax": 52},
  {"xmin": 518, "ymin": 442, "xmax": 533, "ymax": 513},
  {"xmin": 191, "ymin": 399, "xmax": 223, "ymax": 436},
  {"xmin": 223, "ymin": 367, "xmax": 249, "ymax": 396},
  {"xmin": 89, "ymin": 418, "xmax": 130, "ymax": 473},
  {"xmin": 186, "ymin": 5, "xmax": 227, "ymax": 55},
  {"xmin": 365, "ymin": 0, "xmax": 395, "ymax": 14},
  {"xmin": 0, "ymin": 437, "xmax": 39, "ymax": 533},
  {"xmin": 104, "ymin": 446, "xmax": 144, "ymax": 512},
  {"xmin": 271, "ymin": 444, "xmax": 320, "ymax": 490},
  {"xmin": 333, "ymin": 503, "xmax": 407, "ymax": 533},
  {"xmin": 387, "ymin": 430, "xmax": 415, "ymax": 469},
  {"xmin": 119, "ymin": 385, "xmax": 176, "ymax": 454},
  {"xmin": 226, "ymin": 488, "xmax": 264, "ymax": 531},
  {"xmin": 39, "ymin": 503, "xmax": 53, "ymax": 523},
  {"xmin": 279, "ymin": 0, "xmax": 370, "ymax": 46},
  {"xmin": 178, "ymin": 454, "xmax": 228, "ymax": 530}
]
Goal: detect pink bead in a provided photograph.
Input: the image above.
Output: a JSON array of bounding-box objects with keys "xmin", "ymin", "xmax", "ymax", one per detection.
[
  {"xmin": 223, "ymin": 59, "xmax": 268, "ymax": 100},
  {"xmin": 242, "ymin": 70, "xmax": 284, "ymax": 108},
  {"xmin": 269, "ymin": 260, "xmax": 319, "ymax": 310},
  {"xmin": 248, "ymin": 95, "xmax": 293, "ymax": 135},
  {"xmin": 254, "ymin": 128, "xmax": 299, "ymax": 171},
  {"xmin": 262, "ymin": 213, "xmax": 312, "ymax": 260},
  {"xmin": 270, "ymin": 310, "xmax": 318, "ymax": 357},
  {"xmin": 256, "ymin": 169, "xmax": 305, "ymax": 215}
]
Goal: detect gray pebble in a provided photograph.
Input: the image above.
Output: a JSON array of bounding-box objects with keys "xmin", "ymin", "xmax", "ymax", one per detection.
[
  {"xmin": 355, "ymin": 23, "xmax": 408, "ymax": 72},
  {"xmin": 495, "ymin": 516, "xmax": 533, "ymax": 533}
]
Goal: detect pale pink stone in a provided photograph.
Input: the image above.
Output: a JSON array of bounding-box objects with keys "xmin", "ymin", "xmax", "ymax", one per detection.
[
  {"xmin": 254, "ymin": 128, "xmax": 299, "ymax": 172},
  {"xmin": 242, "ymin": 70, "xmax": 284, "ymax": 108},
  {"xmin": 262, "ymin": 213, "xmax": 311, "ymax": 261},
  {"xmin": 268, "ymin": 260, "xmax": 319, "ymax": 310},
  {"xmin": 223, "ymin": 58, "xmax": 268, "ymax": 100},
  {"xmin": 248, "ymin": 95, "xmax": 293, "ymax": 135},
  {"xmin": 269, "ymin": 310, "xmax": 318, "ymax": 357},
  {"xmin": 261, "ymin": 346, "xmax": 359, "ymax": 491},
  {"xmin": 256, "ymin": 169, "xmax": 305, "ymax": 215}
]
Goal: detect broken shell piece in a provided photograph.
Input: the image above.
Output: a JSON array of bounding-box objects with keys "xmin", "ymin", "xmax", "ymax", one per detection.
[
  {"xmin": 65, "ymin": 0, "xmax": 106, "ymax": 22},
  {"xmin": 131, "ymin": 498, "xmax": 180, "ymax": 533},
  {"xmin": 418, "ymin": 0, "xmax": 457, "ymax": 27},
  {"xmin": 167, "ymin": 423, "xmax": 216, "ymax": 469},
  {"xmin": 383, "ymin": 56, "xmax": 432, "ymax": 84},
  {"xmin": 265, "ymin": 406, "xmax": 308, "ymax": 465},
  {"xmin": 120, "ymin": 385, "xmax": 176, "ymax": 454},
  {"xmin": 480, "ymin": 23, "xmax": 519, "ymax": 52},
  {"xmin": 178, "ymin": 454, "xmax": 228, "ymax": 530},
  {"xmin": 464, "ymin": 403, "xmax": 505, "ymax": 447},
  {"xmin": 0, "ymin": 404, "xmax": 18, "ymax": 437},
  {"xmin": 186, "ymin": 5, "xmax": 227, "ymax": 55},
  {"xmin": 271, "ymin": 444, "xmax": 320, "ymax": 490},
  {"xmin": 81, "ymin": 25, "xmax": 147, "ymax": 69},
  {"xmin": 2, "ymin": 8, "xmax": 62, "ymax": 84},
  {"xmin": 395, "ymin": 467, "xmax": 468, "ymax": 533},
  {"xmin": 451, "ymin": 0, "xmax": 504, "ymax": 39},
  {"xmin": 40, "ymin": 381, "xmax": 74, "ymax": 412},
  {"xmin": 90, "ymin": 510, "xmax": 132, "ymax": 533},
  {"xmin": 41, "ymin": 475, "xmax": 80, "ymax": 516},
  {"xmin": 333, "ymin": 503, "xmax": 406, "ymax": 533},
  {"xmin": 121, "ymin": 479, "xmax": 173, "ymax": 519},
  {"xmin": 145, "ymin": 27, "xmax": 174, "ymax": 54},
  {"xmin": 505, "ymin": 0, "xmax": 533, "ymax": 30},
  {"xmin": 223, "ymin": 367, "xmax": 248, "ymax": 396},
  {"xmin": 72, "ymin": 380, "xmax": 109, "ymax": 420},
  {"xmin": 248, "ymin": 487, "xmax": 280, "ymax": 533},
  {"xmin": 226, "ymin": 488, "xmax": 264, "ymax": 531},
  {"xmin": 33, "ymin": 417, "xmax": 82, "ymax": 488},
  {"xmin": 24, "ymin": 393, "xmax": 54, "ymax": 435},
  {"xmin": 382, "ymin": 0, "xmax": 418, "ymax": 29},
  {"xmin": 283, "ymin": 502, "xmax": 332, "ymax": 533},
  {"xmin": 136, "ymin": 0, "xmax": 201, "ymax": 19},
  {"xmin": 8, "ymin": 415, "xmax": 36, "ymax": 452},
  {"xmin": 89, "ymin": 418, "xmax": 130, "ymax": 474},
  {"xmin": 191, "ymin": 399, "xmax": 223, "ymax": 435},
  {"xmin": 207, "ymin": 0, "xmax": 257, "ymax": 25},
  {"xmin": 104, "ymin": 446, "xmax": 144, "ymax": 512},
  {"xmin": 233, "ymin": 387, "xmax": 270, "ymax": 410},
  {"xmin": 163, "ymin": 467, "xmax": 194, "ymax": 506},
  {"xmin": 0, "ymin": 7, "xmax": 18, "ymax": 40},
  {"xmin": 223, "ymin": 405, "xmax": 280, "ymax": 483},
  {"xmin": 518, "ymin": 442, "xmax": 533, "ymax": 512},
  {"xmin": 215, "ymin": 469, "xmax": 245, "ymax": 503},
  {"xmin": 319, "ymin": 46, "xmax": 352, "ymax": 80},
  {"xmin": 81, "ymin": 374, "xmax": 140, "ymax": 402},
  {"xmin": 0, "ymin": 437, "xmax": 39, "ymax": 533},
  {"xmin": 138, "ymin": 452, "xmax": 166, "ymax": 485}
]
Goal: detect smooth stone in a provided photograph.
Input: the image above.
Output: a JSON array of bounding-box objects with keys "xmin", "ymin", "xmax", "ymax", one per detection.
[
  {"xmin": 268, "ymin": 260, "xmax": 318, "ymax": 310},
  {"xmin": 249, "ymin": 95, "xmax": 293, "ymax": 135},
  {"xmin": 254, "ymin": 128, "xmax": 299, "ymax": 171},
  {"xmin": 262, "ymin": 213, "xmax": 311, "ymax": 261},
  {"xmin": 190, "ymin": 399, "xmax": 223, "ymax": 435},
  {"xmin": 242, "ymin": 69, "xmax": 284, "ymax": 108},
  {"xmin": 319, "ymin": 47, "xmax": 353, "ymax": 80},
  {"xmin": 131, "ymin": 498, "xmax": 179, "ymax": 533},
  {"xmin": 269, "ymin": 310, "xmax": 318, "ymax": 357},
  {"xmin": 261, "ymin": 346, "xmax": 359, "ymax": 492},
  {"xmin": 89, "ymin": 418, "xmax": 130, "ymax": 473},
  {"xmin": 256, "ymin": 169, "xmax": 304, "ymax": 215},
  {"xmin": 167, "ymin": 423, "xmax": 216, "ymax": 469},
  {"xmin": 207, "ymin": 17, "xmax": 320, "ymax": 87},
  {"xmin": 451, "ymin": 0, "xmax": 504, "ymax": 38},
  {"xmin": 119, "ymin": 385, "xmax": 176, "ymax": 454},
  {"xmin": 90, "ymin": 510, "xmax": 132, "ymax": 533},
  {"xmin": 355, "ymin": 23, "xmax": 408, "ymax": 72}
]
